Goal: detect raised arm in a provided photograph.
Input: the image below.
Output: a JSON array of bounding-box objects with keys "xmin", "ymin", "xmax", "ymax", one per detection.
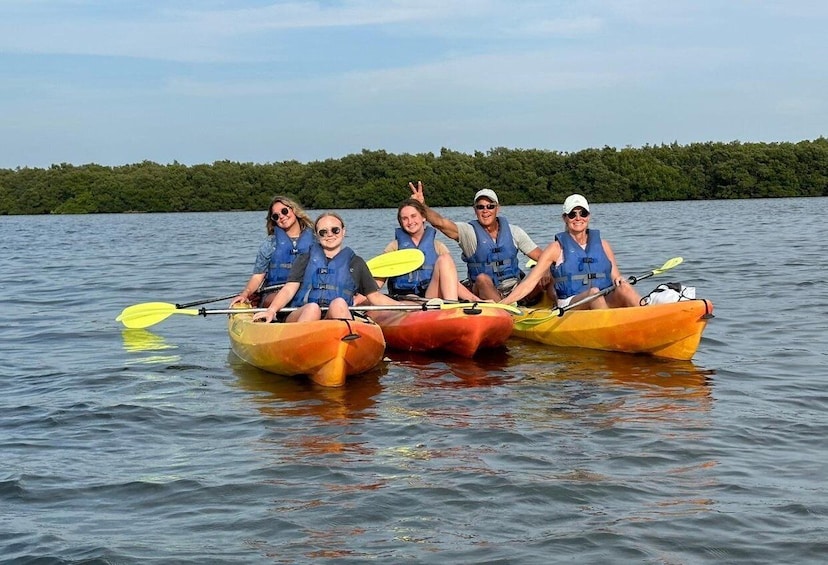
[{"xmin": 409, "ymin": 181, "xmax": 460, "ymax": 241}]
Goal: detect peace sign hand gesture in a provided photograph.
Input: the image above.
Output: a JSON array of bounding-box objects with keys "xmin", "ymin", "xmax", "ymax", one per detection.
[{"xmin": 409, "ymin": 180, "xmax": 425, "ymax": 204}]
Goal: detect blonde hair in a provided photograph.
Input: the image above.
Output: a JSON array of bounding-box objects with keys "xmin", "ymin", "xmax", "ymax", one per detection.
[
  {"xmin": 265, "ymin": 195, "xmax": 313, "ymax": 236},
  {"xmin": 314, "ymin": 212, "xmax": 345, "ymax": 232}
]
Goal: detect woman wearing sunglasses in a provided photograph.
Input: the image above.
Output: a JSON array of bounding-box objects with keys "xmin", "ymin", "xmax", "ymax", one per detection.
[
  {"xmin": 253, "ymin": 213, "xmax": 401, "ymax": 323},
  {"xmin": 499, "ymin": 194, "xmax": 641, "ymax": 310},
  {"xmin": 231, "ymin": 196, "xmax": 315, "ymax": 307},
  {"xmin": 377, "ymin": 198, "xmax": 481, "ymax": 302},
  {"xmin": 409, "ymin": 182, "xmax": 547, "ymax": 303}
]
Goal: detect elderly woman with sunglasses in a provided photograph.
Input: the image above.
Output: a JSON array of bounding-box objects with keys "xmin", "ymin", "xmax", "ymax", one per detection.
[
  {"xmin": 409, "ymin": 182, "xmax": 548, "ymax": 303},
  {"xmin": 231, "ymin": 196, "xmax": 315, "ymax": 307},
  {"xmin": 253, "ymin": 213, "xmax": 401, "ymax": 323},
  {"xmin": 499, "ymin": 194, "xmax": 641, "ymax": 310}
]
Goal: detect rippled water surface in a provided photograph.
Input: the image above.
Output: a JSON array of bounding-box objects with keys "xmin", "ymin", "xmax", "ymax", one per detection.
[{"xmin": 2, "ymin": 198, "xmax": 827, "ymax": 564}]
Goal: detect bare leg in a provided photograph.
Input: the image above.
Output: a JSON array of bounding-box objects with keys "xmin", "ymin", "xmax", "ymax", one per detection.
[
  {"xmin": 286, "ymin": 303, "xmax": 323, "ymax": 322},
  {"xmin": 606, "ymin": 282, "xmax": 641, "ymax": 308},
  {"xmin": 425, "ymin": 254, "xmax": 460, "ymax": 301},
  {"xmin": 472, "ymin": 274, "xmax": 501, "ymax": 301},
  {"xmin": 324, "ymin": 297, "xmax": 354, "ymax": 320},
  {"xmin": 567, "ymin": 287, "xmax": 609, "ymax": 310},
  {"xmin": 458, "ymin": 283, "xmax": 483, "ymax": 301}
]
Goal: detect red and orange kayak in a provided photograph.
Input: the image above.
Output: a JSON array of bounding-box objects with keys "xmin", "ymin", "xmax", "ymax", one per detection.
[
  {"xmin": 368, "ymin": 304, "xmax": 514, "ymax": 358},
  {"xmin": 512, "ymin": 299, "xmax": 714, "ymax": 360},
  {"xmin": 227, "ymin": 310, "xmax": 386, "ymax": 387}
]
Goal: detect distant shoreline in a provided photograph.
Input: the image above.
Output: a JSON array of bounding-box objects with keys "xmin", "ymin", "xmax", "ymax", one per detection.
[{"xmin": 2, "ymin": 139, "xmax": 826, "ymax": 215}]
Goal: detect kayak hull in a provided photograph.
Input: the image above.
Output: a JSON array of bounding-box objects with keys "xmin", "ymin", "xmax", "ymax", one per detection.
[
  {"xmin": 368, "ymin": 306, "xmax": 514, "ymax": 357},
  {"xmin": 227, "ymin": 311, "xmax": 386, "ymax": 387},
  {"xmin": 513, "ymin": 299, "xmax": 714, "ymax": 361}
]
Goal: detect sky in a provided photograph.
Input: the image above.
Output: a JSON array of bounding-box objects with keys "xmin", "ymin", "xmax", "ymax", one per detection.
[{"xmin": 1, "ymin": 0, "xmax": 826, "ymax": 169}]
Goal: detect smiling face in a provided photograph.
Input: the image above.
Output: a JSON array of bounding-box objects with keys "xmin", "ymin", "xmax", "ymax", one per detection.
[
  {"xmin": 474, "ymin": 198, "xmax": 499, "ymax": 228},
  {"xmin": 315, "ymin": 213, "xmax": 346, "ymax": 254},
  {"xmin": 398, "ymin": 205, "xmax": 425, "ymax": 237},
  {"xmin": 270, "ymin": 201, "xmax": 297, "ymax": 233},
  {"xmin": 563, "ymin": 207, "xmax": 590, "ymax": 236}
]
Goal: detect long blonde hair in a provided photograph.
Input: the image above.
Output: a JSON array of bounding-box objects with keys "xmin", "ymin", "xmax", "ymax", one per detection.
[{"xmin": 265, "ymin": 195, "xmax": 313, "ymax": 236}]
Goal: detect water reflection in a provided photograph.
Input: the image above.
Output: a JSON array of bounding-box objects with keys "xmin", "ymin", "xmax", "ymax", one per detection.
[
  {"xmin": 229, "ymin": 352, "xmax": 386, "ymax": 422},
  {"xmin": 120, "ymin": 328, "xmax": 182, "ymax": 364},
  {"xmin": 386, "ymin": 348, "xmax": 514, "ymax": 388},
  {"xmin": 504, "ymin": 339, "xmax": 715, "ymax": 430}
]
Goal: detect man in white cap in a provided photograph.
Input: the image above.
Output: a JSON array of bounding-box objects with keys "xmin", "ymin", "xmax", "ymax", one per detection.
[
  {"xmin": 408, "ymin": 181, "xmax": 548, "ymax": 303},
  {"xmin": 499, "ymin": 193, "xmax": 641, "ymax": 309}
]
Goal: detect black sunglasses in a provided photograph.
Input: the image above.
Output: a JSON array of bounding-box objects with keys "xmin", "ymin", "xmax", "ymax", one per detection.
[
  {"xmin": 475, "ymin": 203, "xmax": 497, "ymax": 210},
  {"xmin": 317, "ymin": 226, "xmax": 342, "ymax": 237},
  {"xmin": 270, "ymin": 207, "xmax": 290, "ymax": 221},
  {"xmin": 566, "ymin": 209, "xmax": 590, "ymax": 219}
]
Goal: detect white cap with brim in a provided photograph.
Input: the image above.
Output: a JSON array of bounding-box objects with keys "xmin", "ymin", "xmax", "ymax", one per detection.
[
  {"xmin": 562, "ymin": 194, "xmax": 590, "ymax": 214},
  {"xmin": 474, "ymin": 189, "xmax": 499, "ymax": 204}
]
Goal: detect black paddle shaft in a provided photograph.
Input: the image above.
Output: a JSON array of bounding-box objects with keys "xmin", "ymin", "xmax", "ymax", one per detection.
[{"xmin": 175, "ymin": 284, "xmax": 283, "ymax": 309}]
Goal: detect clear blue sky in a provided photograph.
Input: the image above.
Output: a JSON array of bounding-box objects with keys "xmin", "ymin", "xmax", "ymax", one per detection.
[{"xmin": 2, "ymin": 1, "xmax": 826, "ymax": 169}]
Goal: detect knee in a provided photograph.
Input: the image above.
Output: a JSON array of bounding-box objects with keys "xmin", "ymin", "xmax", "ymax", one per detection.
[
  {"xmin": 435, "ymin": 254, "xmax": 454, "ymax": 269},
  {"xmin": 304, "ymin": 303, "xmax": 323, "ymax": 316}
]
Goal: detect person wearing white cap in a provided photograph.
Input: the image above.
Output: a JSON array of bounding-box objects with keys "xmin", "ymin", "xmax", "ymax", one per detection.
[
  {"xmin": 499, "ymin": 194, "xmax": 641, "ymax": 309},
  {"xmin": 408, "ymin": 181, "xmax": 548, "ymax": 303}
]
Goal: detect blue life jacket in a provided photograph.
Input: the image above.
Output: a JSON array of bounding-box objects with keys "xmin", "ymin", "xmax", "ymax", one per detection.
[
  {"xmin": 463, "ymin": 217, "xmax": 521, "ymax": 286},
  {"xmin": 265, "ymin": 228, "xmax": 314, "ymax": 286},
  {"xmin": 552, "ymin": 229, "xmax": 613, "ymax": 298},
  {"xmin": 388, "ymin": 226, "xmax": 439, "ymax": 296},
  {"xmin": 290, "ymin": 244, "xmax": 357, "ymax": 307}
]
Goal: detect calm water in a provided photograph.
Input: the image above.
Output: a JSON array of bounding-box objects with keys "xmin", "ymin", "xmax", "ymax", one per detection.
[{"xmin": 1, "ymin": 198, "xmax": 827, "ymax": 564}]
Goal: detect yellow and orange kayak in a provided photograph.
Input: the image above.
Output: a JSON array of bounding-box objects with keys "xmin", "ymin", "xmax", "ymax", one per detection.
[
  {"xmin": 513, "ymin": 299, "xmax": 714, "ymax": 361},
  {"xmin": 368, "ymin": 305, "xmax": 514, "ymax": 358},
  {"xmin": 227, "ymin": 311, "xmax": 386, "ymax": 387}
]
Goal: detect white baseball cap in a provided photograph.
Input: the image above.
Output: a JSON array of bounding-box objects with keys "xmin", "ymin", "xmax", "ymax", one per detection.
[
  {"xmin": 562, "ymin": 194, "xmax": 590, "ymax": 214},
  {"xmin": 473, "ymin": 189, "xmax": 499, "ymax": 204}
]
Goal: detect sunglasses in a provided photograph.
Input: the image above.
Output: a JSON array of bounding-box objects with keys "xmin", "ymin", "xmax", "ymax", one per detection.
[
  {"xmin": 475, "ymin": 203, "xmax": 497, "ymax": 210},
  {"xmin": 270, "ymin": 207, "xmax": 290, "ymax": 221},
  {"xmin": 317, "ymin": 226, "xmax": 342, "ymax": 237},
  {"xmin": 566, "ymin": 209, "xmax": 590, "ymax": 219}
]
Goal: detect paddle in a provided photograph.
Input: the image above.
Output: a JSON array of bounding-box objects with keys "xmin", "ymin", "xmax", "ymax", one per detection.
[
  {"xmin": 366, "ymin": 248, "xmax": 425, "ymax": 278},
  {"xmin": 117, "ymin": 299, "xmax": 521, "ymax": 329},
  {"xmin": 117, "ymin": 249, "xmax": 426, "ymax": 325},
  {"xmin": 514, "ymin": 257, "xmax": 683, "ymax": 327},
  {"xmin": 174, "ymin": 284, "xmax": 283, "ymax": 309}
]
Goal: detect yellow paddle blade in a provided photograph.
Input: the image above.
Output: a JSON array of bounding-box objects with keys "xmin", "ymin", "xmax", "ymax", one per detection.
[
  {"xmin": 366, "ymin": 249, "xmax": 425, "ymax": 278},
  {"xmin": 652, "ymin": 256, "xmax": 683, "ymax": 275},
  {"xmin": 116, "ymin": 302, "xmax": 199, "ymax": 329}
]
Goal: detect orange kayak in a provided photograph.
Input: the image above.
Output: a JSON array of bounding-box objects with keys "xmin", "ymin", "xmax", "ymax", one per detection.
[
  {"xmin": 227, "ymin": 311, "xmax": 386, "ymax": 387},
  {"xmin": 513, "ymin": 299, "xmax": 714, "ymax": 360},
  {"xmin": 368, "ymin": 305, "xmax": 514, "ymax": 357}
]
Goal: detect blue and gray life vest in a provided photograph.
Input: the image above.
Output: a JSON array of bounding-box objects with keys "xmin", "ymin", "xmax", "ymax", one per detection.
[
  {"xmin": 552, "ymin": 229, "xmax": 613, "ymax": 298},
  {"xmin": 388, "ymin": 226, "xmax": 439, "ymax": 296},
  {"xmin": 265, "ymin": 228, "xmax": 314, "ymax": 286},
  {"xmin": 290, "ymin": 244, "xmax": 357, "ymax": 307},
  {"xmin": 462, "ymin": 217, "xmax": 521, "ymax": 286}
]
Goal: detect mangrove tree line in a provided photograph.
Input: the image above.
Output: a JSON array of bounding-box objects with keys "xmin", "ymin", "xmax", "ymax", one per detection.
[{"xmin": 1, "ymin": 138, "xmax": 826, "ymax": 215}]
